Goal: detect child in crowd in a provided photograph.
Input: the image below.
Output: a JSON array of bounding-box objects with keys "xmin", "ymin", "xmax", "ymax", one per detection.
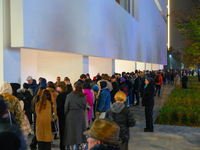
[{"xmin": 105, "ymin": 91, "xmax": 136, "ymax": 150}]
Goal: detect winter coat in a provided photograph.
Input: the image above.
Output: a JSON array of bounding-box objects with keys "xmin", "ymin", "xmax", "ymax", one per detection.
[
  {"xmin": 36, "ymin": 100, "xmax": 56, "ymax": 142},
  {"xmin": 97, "ymin": 88, "xmax": 111, "ymax": 113},
  {"xmin": 182, "ymin": 76, "xmax": 188, "ymax": 89},
  {"xmin": 29, "ymin": 79, "xmax": 38, "ymax": 95},
  {"xmin": 174, "ymin": 75, "xmax": 181, "ymax": 85},
  {"xmin": 67, "ymin": 84, "xmax": 73, "ymax": 93},
  {"xmin": 142, "ymin": 81, "xmax": 154, "ymax": 107},
  {"xmin": 83, "ymin": 89, "xmax": 94, "ymax": 121},
  {"xmin": 63, "ymin": 93, "xmax": 87, "ymax": 146},
  {"xmin": 46, "ymin": 87, "xmax": 58, "ymax": 108},
  {"xmin": 56, "ymin": 92, "xmax": 70, "ymax": 117},
  {"xmin": 97, "ymin": 79, "xmax": 113, "ymax": 92},
  {"xmin": 20, "ymin": 89, "xmax": 33, "ymax": 117},
  {"xmin": 34, "ymin": 78, "xmax": 46, "ymax": 96},
  {"xmin": 154, "ymin": 74, "xmax": 163, "ymax": 86},
  {"xmin": 105, "ymin": 102, "xmax": 135, "ymax": 142},
  {"xmin": 110, "ymin": 82, "xmax": 120, "ymax": 104},
  {"xmin": 134, "ymin": 78, "xmax": 141, "ymax": 91},
  {"xmin": 0, "ymin": 82, "xmax": 23, "ymax": 126}
]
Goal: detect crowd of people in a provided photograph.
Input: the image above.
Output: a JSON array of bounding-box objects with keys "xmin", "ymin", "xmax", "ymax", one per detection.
[{"xmin": 0, "ymin": 69, "xmax": 190, "ymax": 150}]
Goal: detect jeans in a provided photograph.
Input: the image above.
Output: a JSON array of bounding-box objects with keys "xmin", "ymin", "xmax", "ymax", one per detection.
[{"xmin": 126, "ymin": 96, "xmax": 129, "ymax": 107}]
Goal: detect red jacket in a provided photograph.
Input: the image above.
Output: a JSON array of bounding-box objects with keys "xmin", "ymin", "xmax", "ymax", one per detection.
[{"xmin": 154, "ymin": 74, "xmax": 163, "ymax": 86}]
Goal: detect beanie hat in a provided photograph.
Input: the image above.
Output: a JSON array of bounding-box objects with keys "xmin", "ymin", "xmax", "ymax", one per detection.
[
  {"xmin": 92, "ymin": 84, "xmax": 99, "ymax": 92},
  {"xmin": 23, "ymin": 83, "xmax": 29, "ymax": 89},
  {"xmin": 121, "ymin": 78, "xmax": 126, "ymax": 82},
  {"xmin": 83, "ymin": 82, "xmax": 90, "ymax": 89},
  {"xmin": 100, "ymin": 81, "xmax": 107, "ymax": 89}
]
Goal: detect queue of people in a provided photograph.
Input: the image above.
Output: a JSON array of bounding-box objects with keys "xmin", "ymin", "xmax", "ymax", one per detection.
[{"xmin": 0, "ymin": 69, "xmax": 191, "ymax": 150}]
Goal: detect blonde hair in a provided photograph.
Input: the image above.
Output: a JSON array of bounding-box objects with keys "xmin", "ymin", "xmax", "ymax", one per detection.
[{"xmin": 114, "ymin": 91, "xmax": 126, "ymax": 102}]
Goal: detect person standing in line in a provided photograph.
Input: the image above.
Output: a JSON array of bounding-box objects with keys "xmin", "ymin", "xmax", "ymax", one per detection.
[
  {"xmin": 96, "ymin": 81, "xmax": 111, "ymax": 118},
  {"xmin": 0, "ymin": 82, "xmax": 23, "ymax": 126},
  {"xmin": 154, "ymin": 72, "xmax": 163, "ymax": 97},
  {"xmin": 182, "ymin": 73, "xmax": 188, "ymax": 89},
  {"xmin": 110, "ymin": 75, "xmax": 120, "ymax": 104},
  {"xmin": 133, "ymin": 73, "xmax": 141, "ymax": 106},
  {"xmin": 64, "ymin": 77, "xmax": 73, "ymax": 93},
  {"xmin": 30, "ymin": 86, "xmax": 46, "ymax": 150},
  {"xmin": 56, "ymin": 81, "xmax": 71, "ymax": 150},
  {"xmin": 142, "ymin": 78, "xmax": 154, "ymax": 132},
  {"xmin": 36, "ymin": 89, "xmax": 56, "ymax": 150},
  {"xmin": 27, "ymin": 76, "xmax": 38, "ymax": 95},
  {"xmin": 174, "ymin": 73, "xmax": 181, "ymax": 89},
  {"xmin": 83, "ymin": 82, "xmax": 94, "ymax": 127},
  {"xmin": 63, "ymin": 82, "xmax": 87, "ymax": 149},
  {"xmin": 105, "ymin": 91, "xmax": 136, "ymax": 150}
]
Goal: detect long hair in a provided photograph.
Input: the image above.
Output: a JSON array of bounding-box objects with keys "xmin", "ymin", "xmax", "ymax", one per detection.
[
  {"xmin": 36, "ymin": 89, "xmax": 51, "ymax": 113},
  {"xmin": 72, "ymin": 82, "xmax": 85, "ymax": 97},
  {"xmin": 35, "ymin": 86, "xmax": 46, "ymax": 97},
  {"xmin": 57, "ymin": 81, "xmax": 68, "ymax": 92}
]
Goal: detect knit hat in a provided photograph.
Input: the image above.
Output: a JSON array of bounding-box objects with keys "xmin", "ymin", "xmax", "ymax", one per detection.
[
  {"xmin": 100, "ymin": 81, "xmax": 107, "ymax": 89},
  {"xmin": 26, "ymin": 76, "xmax": 32, "ymax": 81},
  {"xmin": 23, "ymin": 83, "xmax": 29, "ymax": 89},
  {"xmin": 83, "ymin": 82, "xmax": 90, "ymax": 89},
  {"xmin": 121, "ymin": 78, "xmax": 125, "ymax": 82},
  {"xmin": 92, "ymin": 84, "xmax": 99, "ymax": 93},
  {"xmin": 0, "ymin": 99, "xmax": 7, "ymax": 114}
]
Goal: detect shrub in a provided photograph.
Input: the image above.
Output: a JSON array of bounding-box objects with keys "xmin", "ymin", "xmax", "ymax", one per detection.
[{"xmin": 155, "ymin": 77, "xmax": 200, "ymax": 127}]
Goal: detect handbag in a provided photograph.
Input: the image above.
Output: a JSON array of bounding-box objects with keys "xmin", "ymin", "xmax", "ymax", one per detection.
[{"xmin": 51, "ymin": 102, "xmax": 58, "ymax": 133}]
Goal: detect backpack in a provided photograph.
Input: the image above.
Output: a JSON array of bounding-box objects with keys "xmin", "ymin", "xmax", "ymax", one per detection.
[
  {"xmin": 123, "ymin": 87, "xmax": 129, "ymax": 96},
  {"xmin": 155, "ymin": 75, "xmax": 159, "ymax": 82}
]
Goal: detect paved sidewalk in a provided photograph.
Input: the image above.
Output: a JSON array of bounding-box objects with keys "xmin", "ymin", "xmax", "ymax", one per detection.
[
  {"xmin": 28, "ymin": 84, "xmax": 200, "ymax": 150},
  {"xmin": 129, "ymin": 84, "xmax": 200, "ymax": 150}
]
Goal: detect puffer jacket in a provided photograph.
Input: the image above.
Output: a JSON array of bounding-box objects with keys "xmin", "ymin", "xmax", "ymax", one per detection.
[
  {"xmin": 97, "ymin": 87, "xmax": 111, "ymax": 113},
  {"xmin": 105, "ymin": 102, "xmax": 136, "ymax": 142}
]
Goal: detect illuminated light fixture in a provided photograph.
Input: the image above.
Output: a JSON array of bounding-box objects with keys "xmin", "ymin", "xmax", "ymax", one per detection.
[
  {"xmin": 154, "ymin": 0, "xmax": 167, "ymax": 23},
  {"xmin": 168, "ymin": 0, "xmax": 170, "ymax": 50},
  {"xmin": 169, "ymin": 55, "xmax": 172, "ymax": 58}
]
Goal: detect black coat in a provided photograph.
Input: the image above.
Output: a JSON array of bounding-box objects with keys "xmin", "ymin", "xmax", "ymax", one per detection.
[
  {"xmin": 105, "ymin": 107, "xmax": 136, "ymax": 142},
  {"xmin": 142, "ymin": 81, "xmax": 154, "ymax": 107},
  {"xmin": 134, "ymin": 78, "xmax": 141, "ymax": 91},
  {"xmin": 110, "ymin": 82, "xmax": 120, "ymax": 104},
  {"xmin": 182, "ymin": 76, "xmax": 188, "ymax": 89},
  {"xmin": 56, "ymin": 92, "xmax": 70, "ymax": 117}
]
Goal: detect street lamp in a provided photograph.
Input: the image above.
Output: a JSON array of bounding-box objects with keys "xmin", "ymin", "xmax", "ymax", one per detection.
[{"xmin": 169, "ymin": 55, "xmax": 172, "ymax": 69}]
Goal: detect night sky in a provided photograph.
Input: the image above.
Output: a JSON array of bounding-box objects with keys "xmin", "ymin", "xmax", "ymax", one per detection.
[{"xmin": 170, "ymin": 0, "xmax": 194, "ymax": 51}]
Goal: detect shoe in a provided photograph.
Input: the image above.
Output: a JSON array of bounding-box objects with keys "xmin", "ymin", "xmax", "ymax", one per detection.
[
  {"xmin": 51, "ymin": 143, "xmax": 58, "ymax": 148},
  {"xmin": 144, "ymin": 128, "xmax": 154, "ymax": 132}
]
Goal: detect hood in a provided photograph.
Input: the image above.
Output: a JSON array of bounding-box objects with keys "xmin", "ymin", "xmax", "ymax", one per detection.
[
  {"xmin": 0, "ymin": 82, "xmax": 12, "ymax": 95},
  {"xmin": 39, "ymin": 78, "xmax": 47, "ymax": 87},
  {"xmin": 110, "ymin": 102, "xmax": 125, "ymax": 113}
]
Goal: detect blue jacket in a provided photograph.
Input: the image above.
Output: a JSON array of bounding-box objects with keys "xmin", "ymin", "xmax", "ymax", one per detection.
[
  {"xmin": 97, "ymin": 87, "xmax": 111, "ymax": 113},
  {"xmin": 34, "ymin": 78, "xmax": 47, "ymax": 96},
  {"xmin": 29, "ymin": 79, "xmax": 38, "ymax": 94}
]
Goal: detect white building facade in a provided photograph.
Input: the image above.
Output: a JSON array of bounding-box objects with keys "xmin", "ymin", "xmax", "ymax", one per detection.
[{"xmin": 0, "ymin": 0, "xmax": 167, "ymax": 85}]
